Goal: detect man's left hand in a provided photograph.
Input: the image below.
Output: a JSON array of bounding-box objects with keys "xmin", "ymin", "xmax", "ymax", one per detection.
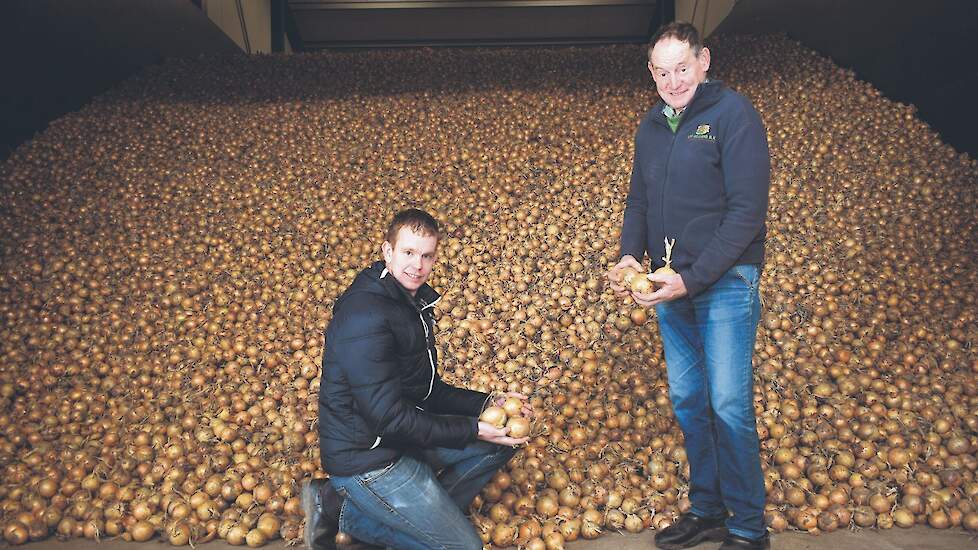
[{"xmin": 632, "ymin": 272, "xmax": 687, "ymax": 307}]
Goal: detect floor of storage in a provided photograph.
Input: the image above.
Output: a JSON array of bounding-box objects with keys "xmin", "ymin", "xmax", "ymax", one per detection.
[{"xmin": 16, "ymin": 525, "xmax": 977, "ymax": 550}]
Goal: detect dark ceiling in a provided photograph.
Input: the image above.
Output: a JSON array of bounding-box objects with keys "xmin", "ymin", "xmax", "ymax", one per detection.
[{"xmin": 284, "ymin": 0, "xmax": 662, "ymax": 48}]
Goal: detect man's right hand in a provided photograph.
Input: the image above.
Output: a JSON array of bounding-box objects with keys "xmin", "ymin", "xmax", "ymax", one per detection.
[
  {"xmin": 606, "ymin": 255, "xmax": 643, "ymax": 297},
  {"xmin": 477, "ymin": 421, "xmax": 528, "ymax": 447}
]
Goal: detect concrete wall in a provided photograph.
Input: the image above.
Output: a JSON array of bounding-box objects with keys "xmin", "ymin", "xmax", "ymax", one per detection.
[
  {"xmin": 715, "ymin": 0, "xmax": 978, "ymax": 158},
  {"xmin": 0, "ymin": 0, "xmax": 240, "ymax": 160},
  {"xmin": 676, "ymin": 0, "xmax": 736, "ymax": 38},
  {"xmin": 203, "ymin": 0, "xmax": 292, "ymax": 54}
]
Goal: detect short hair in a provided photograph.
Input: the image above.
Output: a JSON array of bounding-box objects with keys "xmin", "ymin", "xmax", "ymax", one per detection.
[
  {"xmin": 648, "ymin": 21, "xmax": 704, "ymax": 61},
  {"xmin": 385, "ymin": 208, "xmax": 440, "ymax": 245}
]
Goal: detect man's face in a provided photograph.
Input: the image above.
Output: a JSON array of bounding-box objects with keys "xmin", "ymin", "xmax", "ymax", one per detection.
[
  {"xmin": 382, "ymin": 226, "xmax": 438, "ymax": 296},
  {"xmin": 648, "ymin": 37, "xmax": 711, "ymax": 110}
]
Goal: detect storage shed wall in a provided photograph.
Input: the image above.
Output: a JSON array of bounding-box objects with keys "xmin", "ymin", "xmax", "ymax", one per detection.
[
  {"xmin": 0, "ymin": 0, "xmax": 239, "ymax": 160},
  {"xmin": 716, "ymin": 0, "xmax": 978, "ymax": 158}
]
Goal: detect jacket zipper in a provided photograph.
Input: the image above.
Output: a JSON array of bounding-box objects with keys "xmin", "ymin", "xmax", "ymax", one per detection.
[
  {"xmin": 373, "ymin": 297, "xmax": 440, "ymax": 448},
  {"xmin": 418, "ymin": 297, "xmax": 441, "ymax": 400},
  {"xmin": 660, "ymin": 130, "xmax": 680, "ymax": 264}
]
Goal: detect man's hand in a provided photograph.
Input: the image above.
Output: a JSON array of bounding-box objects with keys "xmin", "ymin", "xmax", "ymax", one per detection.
[
  {"xmin": 632, "ymin": 272, "xmax": 688, "ymax": 307},
  {"xmin": 606, "ymin": 255, "xmax": 643, "ymax": 298},
  {"xmin": 477, "ymin": 422, "xmax": 528, "ymax": 447},
  {"xmin": 490, "ymin": 392, "xmax": 535, "ymax": 419}
]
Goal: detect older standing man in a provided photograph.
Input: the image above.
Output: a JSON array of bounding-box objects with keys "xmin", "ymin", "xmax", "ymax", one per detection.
[
  {"xmin": 607, "ymin": 22, "xmax": 771, "ymax": 550},
  {"xmin": 303, "ymin": 208, "xmax": 531, "ymax": 550}
]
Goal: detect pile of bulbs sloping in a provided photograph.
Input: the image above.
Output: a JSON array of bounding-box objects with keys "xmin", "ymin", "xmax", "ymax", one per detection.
[{"xmin": 0, "ymin": 35, "xmax": 975, "ymax": 548}]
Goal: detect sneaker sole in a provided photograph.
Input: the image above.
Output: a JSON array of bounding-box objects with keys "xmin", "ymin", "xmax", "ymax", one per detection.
[{"xmin": 655, "ymin": 526, "xmax": 728, "ymax": 550}]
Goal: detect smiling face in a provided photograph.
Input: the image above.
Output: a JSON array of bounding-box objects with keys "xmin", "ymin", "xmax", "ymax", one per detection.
[
  {"xmin": 648, "ymin": 37, "xmax": 711, "ymax": 111},
  {"xmin": 382, "ymin": 226, "xmax": 438, "ymax": 296}
]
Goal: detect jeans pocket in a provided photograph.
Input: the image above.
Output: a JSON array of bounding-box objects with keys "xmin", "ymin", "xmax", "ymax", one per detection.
[
  {"xmin": 358, "ymin": 459, "xmax": 397, "ymax": 484},
  {"xmin": 730, "ymin": 264, "xmax": 759, "ymax": 292}
]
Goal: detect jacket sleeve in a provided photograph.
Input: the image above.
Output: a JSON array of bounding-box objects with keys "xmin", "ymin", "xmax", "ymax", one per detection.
[
  {"xmin": 423, "ymin": 377, "xmax": 491, "ymax": 417},
  {"xmin": 678, "ymin": 100, "xmax": 770, "ymax": 297},
  {"xmin": 334, "ymin": 305, "xmax": 478, "ymax": 449},
  {"xmin": 619, "ymin": 125, "xmax": 650, "ymax": 261}
]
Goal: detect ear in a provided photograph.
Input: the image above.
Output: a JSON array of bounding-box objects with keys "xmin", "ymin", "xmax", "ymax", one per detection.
[
  {"xmin": 647, "ymin": 61, "xmax": 655, "ymax": 77},
  {"xmin": 382, "ymin": 240, "xmax": 393, "ymax": 264},
  {"xmin": 698, "ymin": 47, "xmax": 711, "ymax": 72}
]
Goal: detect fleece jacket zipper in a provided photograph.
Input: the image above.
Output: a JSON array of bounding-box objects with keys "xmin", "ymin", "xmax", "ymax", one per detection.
[{"xmin": 660, "ymin": 127, "xmax": 680, "ymax": 258}]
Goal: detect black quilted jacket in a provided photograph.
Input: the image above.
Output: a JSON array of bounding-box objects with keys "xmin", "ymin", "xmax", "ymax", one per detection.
[{"xmin": 318, "ymin": 261, "xmax": 489, "ymax": 476}]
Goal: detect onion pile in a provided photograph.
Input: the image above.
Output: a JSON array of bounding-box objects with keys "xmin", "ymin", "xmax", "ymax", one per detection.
[{"xmin": 0, "ymin": 35, "xmax": 976, "ymax": 548}]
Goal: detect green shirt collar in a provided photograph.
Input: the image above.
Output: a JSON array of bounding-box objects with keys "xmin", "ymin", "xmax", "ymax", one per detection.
[{"xmin": 662, "ymin": 104, "xmax": 684, "ymax": 118}]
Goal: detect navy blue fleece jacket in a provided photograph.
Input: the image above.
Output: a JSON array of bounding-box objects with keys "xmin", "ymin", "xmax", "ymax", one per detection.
[{"xmin": 620, "ymin": 80, "xmax": 770, "ymax": 297}]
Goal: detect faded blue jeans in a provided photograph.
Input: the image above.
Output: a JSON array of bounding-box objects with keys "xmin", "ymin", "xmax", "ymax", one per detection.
[
  {"xmin": 655, "ymin": 264, "xmax": 766, "ymax": 540},
  {"xmin": 330, "ymin": 441, "xmax": 516, "ymax": 550}
]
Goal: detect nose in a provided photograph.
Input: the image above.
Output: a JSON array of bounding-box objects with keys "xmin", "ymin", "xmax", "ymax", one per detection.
[{"xmin": 668, "ymin": 72, "xmax": 679, "ymax": 89}]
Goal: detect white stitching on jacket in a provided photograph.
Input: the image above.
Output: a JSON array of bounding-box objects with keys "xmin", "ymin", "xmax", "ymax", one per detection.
[{"xmin": 419, "ymin": 296, "xmax": 441, "ymax": 400}]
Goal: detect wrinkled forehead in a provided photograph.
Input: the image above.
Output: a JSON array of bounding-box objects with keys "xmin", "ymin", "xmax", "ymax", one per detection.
[{"xmin": 649, "ymin": 38, "xmax": 697, "ymax": 69}]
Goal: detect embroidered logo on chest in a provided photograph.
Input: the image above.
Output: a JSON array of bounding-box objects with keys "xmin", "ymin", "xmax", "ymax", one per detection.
[{"xmin": 688, "ymin": 123, "xmax": 716, "ymax": 141}]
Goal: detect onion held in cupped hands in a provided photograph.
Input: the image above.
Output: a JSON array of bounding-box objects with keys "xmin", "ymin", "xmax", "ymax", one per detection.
[
  {"xmin": 479, "ymin": 406, "xmax": 507, "ymax": 428},
  {"xmin": 649, "ymin": 237, "xmax": 678, "ymax": 289},
  {"xmin": 612, "ymin": 266, "xmax": 638, "ymax": 287},
  {"xmin": 629, "ymin": 274, "xmax": 653, "ymax": 294},
  {"xmin": 506, "ymin": 416, "xmax": 531, "ymax": 438},
  {"xmin": 608, "ymin": 264, "xmax": 655, "ymax": 294},
  {"xmin": 611, "ymin": 265, "xmax": 653, "ymax": 293},
  {"xmin": 480, "ymin": 401, "xmax": 533, "ymax": 439},
  {"xmin": 653, "ymin": 264, "xmax": 676, "ymax": 277},
  {"xmin": 501, "ymin": 397, "xmax": 524, "ymax": 417}
]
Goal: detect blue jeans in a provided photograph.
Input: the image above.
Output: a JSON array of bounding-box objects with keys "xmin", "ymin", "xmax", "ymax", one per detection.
[
  {"xmin": 655, "ymin": 264, "xmax": 766, "ymax": 540},
  {"xmin": 330, "ymin": 441, "xmax": 516, "ymax": 550}
]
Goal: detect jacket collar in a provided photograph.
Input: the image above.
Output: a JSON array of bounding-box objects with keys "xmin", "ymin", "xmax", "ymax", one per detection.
[
  {"xmin": 370, "ymin": 260, "xmax": 441, "ymax": 311},
  {"xmin": 652, "ymin": 79, "xmax": 724, "ymax": 129}
]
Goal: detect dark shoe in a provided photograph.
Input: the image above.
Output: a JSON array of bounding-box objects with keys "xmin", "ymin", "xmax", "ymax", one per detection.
[
  {"xmin": 654, "ymin": 512, "xmax": 728, "ymax": 550},
  {"xmin": 302, "ymin": 478, "xmax": 341, "ymax": 550},
  {"xmin": 719, "ymin": 533, "xmax": 770, "ymax": 550}
]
